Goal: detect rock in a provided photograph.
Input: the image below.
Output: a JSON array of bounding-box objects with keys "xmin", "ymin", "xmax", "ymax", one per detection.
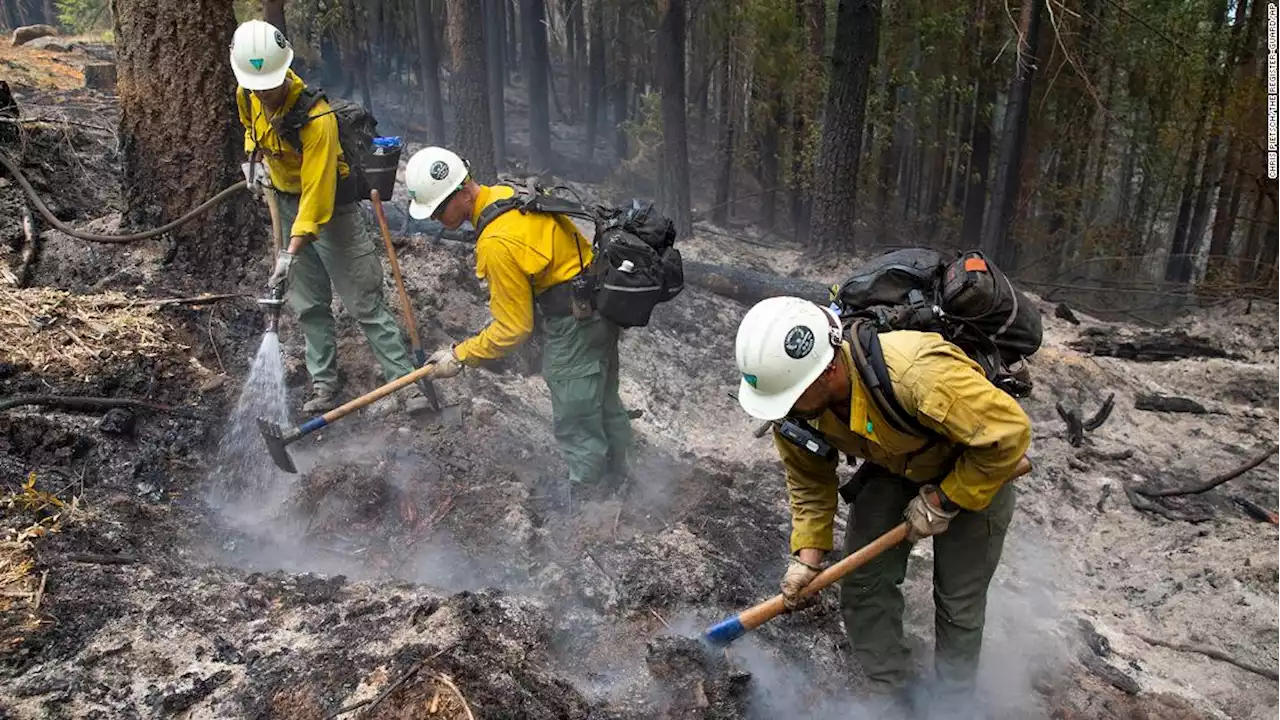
[
  {"xmin": 83, "ymin": 63, "xmax": 117, "ymax": 90},
  {"xmin": 11, "ymin": 24, "xmax": 57, "ymax": 46},
  {"xmin": 199, "ymin": 375, "xmax": 226, "ymax": 393},
  {"xmin": 98, "ymin": 408, "xmax": 136, "ymax": 436},
  {"xmin": 26, "ymin": 36, "xmax": 76, "ymax": 52},
  {"xmin": 1055, "ymin": 303, "xmax": 1081, "ymax": 325}
]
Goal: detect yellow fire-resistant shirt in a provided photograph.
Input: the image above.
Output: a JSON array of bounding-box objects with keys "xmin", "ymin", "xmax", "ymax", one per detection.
[
  {"xmin": 453, "ymin": 185, "xmax": 595, "ymax": 363},
  {"xmin": 777, "ymin": 331, "xmax": 1032, "ymax": 554},
  {"xmin": 236, "ymin": 70, "xmax": 351, "ymax": 239}
]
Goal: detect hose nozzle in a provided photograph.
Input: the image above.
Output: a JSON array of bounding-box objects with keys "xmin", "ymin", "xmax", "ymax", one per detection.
[{"xmin": 257, "ymin": 282, "xmax": 287, "ymax": 334}]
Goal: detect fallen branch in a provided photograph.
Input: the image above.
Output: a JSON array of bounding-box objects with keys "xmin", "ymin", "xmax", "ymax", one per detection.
[
  {"xmin": 0, "ymin": 395, "xmax": 208, "ymax": 420},
  {"xmin": 325, "ymin": 647, "xmax": 448, "ymax": 719},
  {"xmin": 1232, "ymin": 496, "xmax": 1279, "ymax": 524},
  {"xmin": 1056, "ymin": 403, "xmax": 1084, "ymax": 447},
  {"xmin": 1123, "ymin": 486, "xmax": 1212, "ymax": 523},
  {"xmin": 65, "ymin": 553, "xmax": 138, "ymax": 565},
  {"xmin": 1133, "ymin": 633, "xmax": 1279, "ymax": 681},
  {"xmin": 93, "ymin": 293, "xmax": 247, "ymax": 308},
  {"xmin": 1134, "ymin": 392, "xmax": 1206, "ymax": 414},
  {"xmin": 1082, "ymin": 393, "xmax": 1115, "ymax": 430},
  {"xmin": 1135, "ymin": 445, "xmax": 1278, "ymax": 498},
  {"xmin": 429, "ymin": 670, "xmax": 475, "ymax": 720}
]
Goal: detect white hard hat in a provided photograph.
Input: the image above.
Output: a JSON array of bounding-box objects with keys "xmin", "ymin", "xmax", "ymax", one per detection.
[
  {"xmin": 230, "ymin": 20, "xmax": 294, "ymax": 91},
  {"xmin": 735, "ymin": 296, "xmax": 843, "ymax": 420},
  {"xmin": 405, "ymin": 147, "xmax": 469, "ymax": 220}
]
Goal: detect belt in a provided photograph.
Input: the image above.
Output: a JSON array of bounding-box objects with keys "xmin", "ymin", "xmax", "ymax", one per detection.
[{"xmin": 535, "ymin": 281, "xmax": 575, "ymax": 318}]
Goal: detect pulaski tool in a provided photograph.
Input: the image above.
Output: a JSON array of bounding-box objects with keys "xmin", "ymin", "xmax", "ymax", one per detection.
[
  {"xmin": 257, "ymin": 362, "xmax": 441, "ymax": 473},
  {"xmin": 703, "ymin": 456, "xmax": 1033, "ymax": 647}
]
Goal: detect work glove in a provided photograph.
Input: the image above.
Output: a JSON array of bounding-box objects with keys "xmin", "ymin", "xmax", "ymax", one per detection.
[
  {"xmin": 779, "ymin": 557, "xmax": 822, "ymax": 611},
  {"xmin": 241, "ymin": 161, "xmax": 270, "ymax": 197},
  {"xmin": 904, "ymin": 484, "xmax": 960, "ymax": 542},
  {"xmin": 268, "ymin": 251, "xmax": 295, "ymax": 289},
  {"xmin": 426, "ymin": 345, "xmax": 463, "ymax": 379}
]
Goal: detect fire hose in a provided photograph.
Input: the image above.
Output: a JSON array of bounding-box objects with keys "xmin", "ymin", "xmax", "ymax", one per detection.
[{"xmin": 0, "ymin": 151, "xmax": 248, "ymax": 244}]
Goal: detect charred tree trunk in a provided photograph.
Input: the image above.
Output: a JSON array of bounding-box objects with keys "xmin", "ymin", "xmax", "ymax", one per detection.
[
  {"xmin": 566, "ymin": 0, "xmax": 585, "ymax": 120},
  {"xmin": 342, "ymin": 0, "xmax": 375, "ymax": 113},
  {"xmin": 415, "ymin": 0, "xmax": 446, "ymax": 144},
  {"xmin": 656, "ymin": 0, "xmax": 692, "ymax": 237},
  {"xmin": 112, "ymin": 0, "xmax": 255, "ymax": 279},
  {"xmin": 759, "ymin": 88, "xmax": 783, "ymax": 229},
  {"xmin": 811, "ymin": 0, "xmax": 881, "ymax": 251},
  {"xmin": 712, "ymin": 21, "xmax": 735, "ymax": 225},
  {"xmin": 263, "ymin": 0, "xmax": 286, "ymax": 34},
  {"xmin": 981, "ymin": 0, "xmax": 1043, "ymax": 270},
  {"xmin": 523, "ymin": 0, "xmax": 554, "ymax": 171},
  {"xmin": 485, "ymin": 0, "xmax": 507, "ymax": 169},
  {"xmin": 1166, "ymin": 0, "xmax": 1230, "ymax": 284},
  {"xmin": 791, "ymin": 0, "xmax": 825, "ymax": 243},
  {"xmin": 612, "ymin": 4, "xmax": 631, "ymax": 161},
  {"xmin": 506, "ymin": 0, "xmax": 519, "ymax": 83},
  {"xmin": 584, "ymin": 0, "xmax": 605, "ymax": 161},
  {"xmin": 446, "ymin": 0, "xmax": 495, "ymax": 180}
]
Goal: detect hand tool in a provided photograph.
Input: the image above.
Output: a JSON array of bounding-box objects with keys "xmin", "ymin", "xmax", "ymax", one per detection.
[
  {"xmin": 370, "ymin": 188, "xmax": 441, "ymax": 412},
  {"xmin": 703, "ymin": 455, "xmax": 1033, "ymax": 647},
  {"xmin": 257, "ymin": 362, "xmax": 438, "ymax": 474}
]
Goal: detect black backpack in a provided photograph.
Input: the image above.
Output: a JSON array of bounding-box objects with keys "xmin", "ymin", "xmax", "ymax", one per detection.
[
  {"xmin": 240, "ymin": 86, "xmax": 379, "ymax": 204},
  {"xmin": 830, "ymin": 248, "xmax": 1042, "ymax": 435},
  {"xmin": 472, "ymin": 180, "xmax": 685, "ymax": 328}
]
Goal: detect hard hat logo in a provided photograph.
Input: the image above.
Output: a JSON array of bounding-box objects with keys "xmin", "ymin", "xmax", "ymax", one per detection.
[
  {"xmin": 429, "ymin": 161, "xmax": 450, "ymax": 181},
  {"xmin": 249, "ymin": 58, "xmax": 264, "ymax": 71},
  {"xmin": 274, "ymin": 30, "xmax": 286, "ymax": 48},
  {"xmin": 784, "ymin": 326, "xmax": 815, "ymax": 359},
  {"xmin": 743, "ymin": 373, "xmax": 758, "ymax": 388}
]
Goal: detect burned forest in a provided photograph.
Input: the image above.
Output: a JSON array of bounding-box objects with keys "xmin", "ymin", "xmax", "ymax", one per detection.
[{"xmin": 0, "ymin": 0, "xmax": 1277, "ymax": 719}]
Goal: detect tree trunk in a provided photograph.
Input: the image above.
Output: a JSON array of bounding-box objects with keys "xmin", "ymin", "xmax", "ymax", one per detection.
[
  {"xmin": 981, "ymin": 0, "xmax": 1043, "ymax": 270},
  {"xmin": 758, "ymin": 87, "xmax": 783, "ymax": 229},
  {"xmin": 342, "ymin": 0, "xmax": 375, "ymax": 112},
  {"xmin": 263, "ymin": 0, "xmax": 286, "ymax": 34},
  {"xmin": 791, "ymin": 0, "xmax": 825, "ymax": 243},
  {"xmin": 506, "ymin": 0, "xmax": 518, "ymax": 83},
  {"xmin": 523, "ymin": 0, "xmax": 553, "ymax": 170},
  {"xmin": 810, "ymin": 0, "xmax": 881, "ymax": 251},
  {"xmin": 445, "ymin": 0, "xmax": 495, "ymax": 180},
  {"xmin": 656, "ymin": 0, "xmax": 692, "ymax": 237},
  {"xmin": 415, "ymin": 0, "xmax": 446, "ymax": 144},
  {"xmin": 485, "ymin": 0, "xmax": 507, "ymax": 169},
  {"xmin": 877, "ymin": 82, "xmax": 899, "ymax": 224},
  {"xmin": 584, "ymin": 0, "xmax": 605, "ymax": 161},
  {"xmin": 612, "ymin": 4, "xmax": 631, "ymax": 161},
  {"xmin": 567, "ymin": 0, "xmax": 585, "ymax": 120},
  {"xmin": 1207, "ymin": 0, "xmax": 1265, "ymax": 285},
  {"xmin": 1165, "ymin": 0, "xmax": 1230, "ymax": 283},
  {"xmin": 113, "ymin": 0, "xmax": 255, "ymax": 278},
  {"xmin": 712, "ymin": 20, "xmax": 735, "ymax": 225}
]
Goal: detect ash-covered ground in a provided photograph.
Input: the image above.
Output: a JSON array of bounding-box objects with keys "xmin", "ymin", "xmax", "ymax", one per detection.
[{"xmin": 1, "ymin": 40, "xmax": 1277, "ymax": 720}]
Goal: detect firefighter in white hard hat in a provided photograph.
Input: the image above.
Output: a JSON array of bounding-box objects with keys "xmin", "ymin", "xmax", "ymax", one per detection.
[
  {"xmin": 402, "ymin": 146, "xmax": 632, "ymax": 493},
  {"xmin": 230, "ymin": 20, "xmax": 428, "ymax": 415},
  {"xmin": 735, "ymin": 296, "xmax": 1031, "ymax": 712}
]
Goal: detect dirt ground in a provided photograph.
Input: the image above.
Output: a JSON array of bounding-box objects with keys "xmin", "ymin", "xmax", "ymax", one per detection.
[{"xmin": 1, "ymin": 42, "xmax": 1277, "ymax": 719}]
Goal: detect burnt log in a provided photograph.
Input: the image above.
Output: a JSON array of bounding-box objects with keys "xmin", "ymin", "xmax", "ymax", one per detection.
[
  {"xmin": 683, "ymin": 260, "xmax": 830, "ymax": 307},
  {"xmin": 1134, "ymin": 392, "xmax": 1207, "ymax": 414},
  {"xmin": 1067, "ymin": 327, "xmax": 1239, "ymax": 361}
]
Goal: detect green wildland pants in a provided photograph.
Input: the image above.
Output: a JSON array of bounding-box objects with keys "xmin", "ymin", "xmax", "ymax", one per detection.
[
  {"xmin": 539, "ymin": 313, "xmax": 632, "ymax": 486},
  {"xmin": 277, "ymin": 194, "xmax": 415, "ymax": 391},
  {"xmin": 839, "ymin": 463, "xmax": 1015, "ymax": 698}
]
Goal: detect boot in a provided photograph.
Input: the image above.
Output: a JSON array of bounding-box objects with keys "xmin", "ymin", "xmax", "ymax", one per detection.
[{"xmin": 301, "ymin": 386, "xmax": 340, "ymax": 413}]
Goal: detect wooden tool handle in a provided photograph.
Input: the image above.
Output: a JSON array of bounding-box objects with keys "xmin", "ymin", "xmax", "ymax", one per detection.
[
  {"xmin": 737, "ymin": 454, "xmax": 1033, "ymax": 632},
  {"xmin": 370, "ymin": 189, "xmax": 423, "ymax": 353},
  {"xmin": 318, "ymin": 362, "xmax": 437, "ymax": 426}
]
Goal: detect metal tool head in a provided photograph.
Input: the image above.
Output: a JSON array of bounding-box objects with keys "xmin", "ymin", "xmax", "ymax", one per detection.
[{"xmin": 256, "ymin": 417, "xmax": 298, "ymax": 474}]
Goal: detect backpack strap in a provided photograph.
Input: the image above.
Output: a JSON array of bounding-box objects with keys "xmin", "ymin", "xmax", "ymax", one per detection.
[
  {"xmin": 847, "ymin": 320, "xmax": 934, "ymax": 439},
  {"xmin": 278, "ymin": 85, "xmax": 325, "ymax": 152}
]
